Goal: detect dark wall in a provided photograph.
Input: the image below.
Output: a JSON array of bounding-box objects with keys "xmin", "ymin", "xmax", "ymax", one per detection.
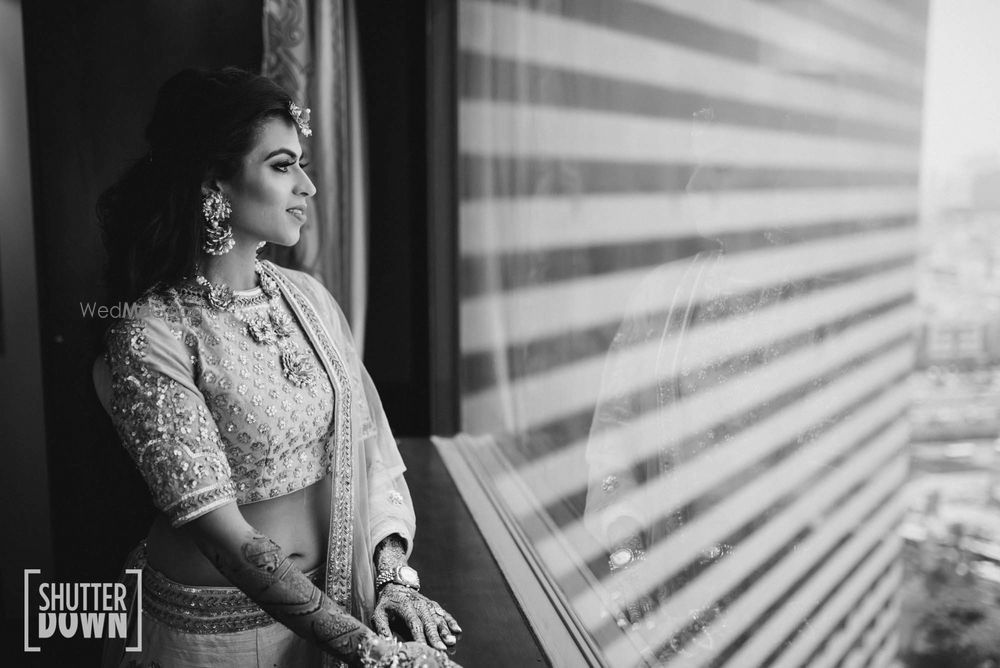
[
  {"xmin": 356, "ymin": 0, "xmax": 433, "ymax": 437},
  {"xmin": 18, "ymin": 2, "xmax": 262, "ymax": 663},
  {"xmin": 17, "ymin": 0, "xmax": 439, "ymax": 658}
]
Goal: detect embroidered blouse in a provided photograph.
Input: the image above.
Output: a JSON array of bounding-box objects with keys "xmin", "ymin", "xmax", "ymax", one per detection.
[
  {"xmin": 99, "ymin": 262, "xmax": 412, "ymax": 542},
  {"xmin": 104, "ymin": 289, "xmax": 331, "ymax": 525}
]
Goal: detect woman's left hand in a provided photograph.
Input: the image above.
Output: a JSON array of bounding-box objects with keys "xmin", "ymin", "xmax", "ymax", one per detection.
[{"xmin": 372, "ymin": 584, "xmax": 462, "ymax": 651}]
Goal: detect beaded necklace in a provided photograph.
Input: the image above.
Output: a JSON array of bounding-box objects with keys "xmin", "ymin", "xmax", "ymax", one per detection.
[{"xmin": 194, "ymin": 262, "xmax": 318, "ymax": 388}]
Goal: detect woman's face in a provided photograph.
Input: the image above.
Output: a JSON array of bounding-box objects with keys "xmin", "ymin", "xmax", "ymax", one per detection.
[{"xmin": 216, "ymin": 116, "xmax": 316, "ymax": 247}]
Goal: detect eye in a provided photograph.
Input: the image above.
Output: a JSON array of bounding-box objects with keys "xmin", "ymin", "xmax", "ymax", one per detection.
[
  {"xmin": 272, "ymin": 162, "xmax": 295, "ymax": 173},
  {"xmin": 299, "ymin": 160, "xmax": 310, "ymax": 169}
]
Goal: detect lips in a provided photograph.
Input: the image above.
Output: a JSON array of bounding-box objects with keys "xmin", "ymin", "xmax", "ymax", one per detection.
[{"xmin": 287, "ymin": 207, "xmax": 306, "ymax": 222}]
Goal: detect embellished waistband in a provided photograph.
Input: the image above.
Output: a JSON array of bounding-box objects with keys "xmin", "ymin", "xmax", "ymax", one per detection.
[{"xmin": 142, "ymin": 562, "xmax": 324, "ymax": 635}]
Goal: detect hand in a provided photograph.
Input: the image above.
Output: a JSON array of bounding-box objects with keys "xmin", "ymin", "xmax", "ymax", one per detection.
[
  {"xmin": 607, "ymin": 567, "xmax": 656, "ymax": 628},
  {"xmin": 603, "ymin": 531, "xmax": 653, "ymax": 628},
  {"xmin": 360, "ymin": 636, "xmax": 464, "ymax": 668},
  {"xmin": 372, "ymin": 584, "xmax": 462, "ymax": 651}
]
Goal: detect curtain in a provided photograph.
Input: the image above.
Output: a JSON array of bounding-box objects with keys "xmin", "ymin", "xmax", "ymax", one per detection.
[{"xmin": 262, "ymin": 0, "xmax": 368, "ymax": 343}]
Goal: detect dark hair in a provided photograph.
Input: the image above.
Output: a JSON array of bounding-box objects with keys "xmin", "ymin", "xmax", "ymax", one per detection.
[{"xmin": 98, "ymin": 67, "xmax": 295, "ymax": 302}]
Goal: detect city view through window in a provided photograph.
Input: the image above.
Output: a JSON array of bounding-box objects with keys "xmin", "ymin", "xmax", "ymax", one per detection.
[{"xmin": 902, "ymin": 0, "xmax": 1000, "ymax": 664}]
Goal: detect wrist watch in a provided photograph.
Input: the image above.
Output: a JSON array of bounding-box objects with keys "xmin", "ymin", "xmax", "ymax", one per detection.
[
  {"xmin": 608, "ymin": 547, "xmax": 646, "ymax": 573},
  {"xmin": 375, "ymin": 565, "xmax": 421, "ymax": 591}
]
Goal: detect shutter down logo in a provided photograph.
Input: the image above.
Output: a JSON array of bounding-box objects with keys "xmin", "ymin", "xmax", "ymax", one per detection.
[{"xmin": 24, "ymin": 569, "xmax": 142, "ymax": 652}]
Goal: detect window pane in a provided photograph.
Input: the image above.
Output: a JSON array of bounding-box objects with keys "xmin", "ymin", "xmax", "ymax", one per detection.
[{"xmin": 454, "ymin": 1, "xmax": 928, "ymax": 666}]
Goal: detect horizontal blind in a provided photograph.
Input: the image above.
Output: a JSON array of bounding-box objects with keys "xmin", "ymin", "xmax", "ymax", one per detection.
[{"xmin": 457, "ymin": 1, "xmax": 927, "ymax": 665}]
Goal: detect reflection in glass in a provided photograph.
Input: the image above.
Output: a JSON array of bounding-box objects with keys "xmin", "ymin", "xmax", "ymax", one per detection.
[{"xmin": 452, "ymin": 1, "xmax": 928, "ymax": 665}]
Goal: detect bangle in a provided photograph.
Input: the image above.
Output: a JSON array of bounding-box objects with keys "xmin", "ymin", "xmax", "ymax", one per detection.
[{"xmin": 374, "ymin": 565, "xmax": 421, "ymax": 591}]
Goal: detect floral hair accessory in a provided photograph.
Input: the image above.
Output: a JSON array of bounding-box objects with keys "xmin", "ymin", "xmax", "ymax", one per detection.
[{"xmin": 288, "ymin": 102, "xmax": 312, "ymax": 137}]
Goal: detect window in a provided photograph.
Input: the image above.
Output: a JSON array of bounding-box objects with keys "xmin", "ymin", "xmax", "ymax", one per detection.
[{"xmin": 437, "ymin": 1, "xmax": 928, "ymax": 666}]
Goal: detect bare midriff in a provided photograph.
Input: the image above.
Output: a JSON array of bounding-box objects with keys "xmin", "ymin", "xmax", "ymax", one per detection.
[{"xmin": 146, "ymin": 476, "xmax": 332, "ymax": 586}]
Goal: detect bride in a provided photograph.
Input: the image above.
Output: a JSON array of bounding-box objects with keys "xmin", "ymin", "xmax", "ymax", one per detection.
[{"xmin": 94, "ymin": 67, "xmax": 461, "ymax": 668}]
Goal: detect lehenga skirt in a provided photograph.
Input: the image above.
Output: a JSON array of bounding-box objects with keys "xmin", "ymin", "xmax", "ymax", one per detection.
[{"xmin": 103, "ymin": 542, "xmax": 323, "ymax": 668}]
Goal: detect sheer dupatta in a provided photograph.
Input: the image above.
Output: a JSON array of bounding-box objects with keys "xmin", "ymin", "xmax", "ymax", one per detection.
[{"xmin": 263, "ymin": 261, "xmax": 416, "ymax": 626}]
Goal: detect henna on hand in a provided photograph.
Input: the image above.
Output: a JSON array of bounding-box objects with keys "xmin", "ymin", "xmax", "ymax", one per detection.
[
  {"xmin": 374, "ymin": 533, "xmax": 408, "ymax": 571},
  {"xmin": 201, "ymin": 528, "xmax": 377, "ymax": 666},
  {"xmin": 371, "ymin": 534, "xmax": 461, "ymax": 651},
  {"xmin": 372, "ymin": 584, "xmax": 461, "ymax": 651},
  {"xmin": 609, "ymin": 567, "xmax": 656, "ymax": 627}
]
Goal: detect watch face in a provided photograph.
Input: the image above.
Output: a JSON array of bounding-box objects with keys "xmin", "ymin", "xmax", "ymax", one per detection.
[
  {"xmin": 399, "ymin": 566, "xmax": 419, "ymax": 586},
  {"xmin": 610, "ymin": 549, "xmax": 633, "ymax": 568}
]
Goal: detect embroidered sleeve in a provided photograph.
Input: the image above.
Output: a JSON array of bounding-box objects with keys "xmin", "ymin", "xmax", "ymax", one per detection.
[{"xmin": 105, "ymin": 313, "xmax": 236, "ymax": 527}]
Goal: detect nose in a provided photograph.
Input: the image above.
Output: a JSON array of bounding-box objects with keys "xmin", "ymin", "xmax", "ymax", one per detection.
[{"xmin": 297, "ymin": 168, "xmax": 317, "ymax": 198}]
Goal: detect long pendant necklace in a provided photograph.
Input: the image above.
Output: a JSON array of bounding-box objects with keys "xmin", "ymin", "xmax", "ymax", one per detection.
[{"xmin": 195, "ymin": 262, "xmax": 318, "ymax": 389}]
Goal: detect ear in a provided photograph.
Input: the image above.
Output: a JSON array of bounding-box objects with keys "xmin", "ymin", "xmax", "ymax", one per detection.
[
  {"xmin": 200, "ymin": 180, "xmax": 222, "ymax": 197},
  {"xmin": 200, "ymin": 170, "xmax": 226, "ymax": 197}
]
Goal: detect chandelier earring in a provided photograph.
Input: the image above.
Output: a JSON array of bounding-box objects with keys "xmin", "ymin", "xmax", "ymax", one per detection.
[{"xmin": 201, "ymin": 190, "xmax": 235, "ymax": 256}]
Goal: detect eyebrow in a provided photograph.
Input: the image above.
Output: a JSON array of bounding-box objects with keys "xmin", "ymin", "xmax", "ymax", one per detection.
[{"xmin": 264, "ymin": 148, "xmax": 300, "ymax": 160}]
